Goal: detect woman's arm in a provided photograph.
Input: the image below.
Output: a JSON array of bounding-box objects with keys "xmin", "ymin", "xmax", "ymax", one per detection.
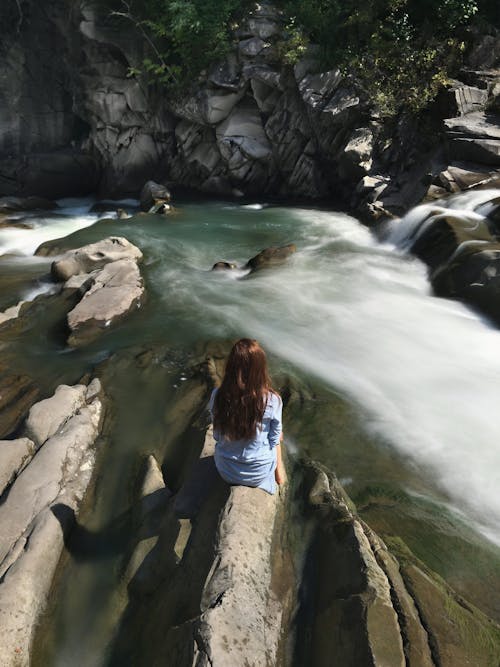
[{"xmin": 275, "ymin": 433, "xmax": 287, "ymax": 485}]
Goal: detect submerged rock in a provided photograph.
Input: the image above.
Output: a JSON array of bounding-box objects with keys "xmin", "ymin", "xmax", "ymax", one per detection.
[{"xmin": 245, "ymin": 243, "xmax": 297, "ymax": 272}]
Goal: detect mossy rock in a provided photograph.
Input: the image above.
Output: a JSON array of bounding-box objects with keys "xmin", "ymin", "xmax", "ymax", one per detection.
[{"xmin": 387, "ymin": 536, "xmax": 500, "ymax": 667}]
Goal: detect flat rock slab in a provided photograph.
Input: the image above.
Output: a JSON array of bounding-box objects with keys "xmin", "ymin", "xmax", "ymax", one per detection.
[
  {"xmin": 67, "ymin": 258, "xmax": 144, "ymax": 346},
  {"xmin": 50, "ymin": 236, "xmax": 143, "ymax": 280},
  {"xmin": 0, "ymin": 381, "xmax": 103, "ymax": 666},
  {"xmin": 193, "ymin": 484, "xmax": 283, "ymax": 666}
]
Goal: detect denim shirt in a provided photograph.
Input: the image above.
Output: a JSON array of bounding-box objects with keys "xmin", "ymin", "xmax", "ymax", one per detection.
[{"xmin": 208, "ymin": 388, "xmax": 283, "ymax": 492}]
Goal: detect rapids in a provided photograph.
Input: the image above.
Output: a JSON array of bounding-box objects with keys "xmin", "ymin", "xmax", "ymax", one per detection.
[{"xmin": 1, "ymin": 193, "xmax": 499, "ymax": 663}]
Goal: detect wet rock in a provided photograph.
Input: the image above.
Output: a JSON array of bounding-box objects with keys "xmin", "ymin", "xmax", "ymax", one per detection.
[
  {"xmin": 211, "ymin": 261, "xmax": 237, "ymax": 271},
  {"xmin": 432, "ymin": 245, "xmax": 500, "ymax": 326},
  {"xmin": 387, "ymin": 537, "xmax": 500, "ymax": 667},
  {"xmin": 297, "ymin": 462, "xmax": 406, "ymax": 666},
  {"xmin": 0, "ymin": 438, "xmax": 35, "ymax": 496},
  {"xmin": 117, "ymin": 208, "xmax": 130, "ymax": 219},
  {"xmin": 0, "ymin": 370, "xmax": 39, "ymax": 439},
  {"xmin": 125, "ymin": 455, "xmax": 172, "ymax": 589},
  {"xmin": 140, "ymin": 180, "xmax": 171, "ymax": 212},
  {"xmin": 148, "ymin": 201, "xmax": 172, "ymax": 215},
  {"xmin": 67, "ymin": 258, "xmax": 144, "ymax": 346},
  {"xmin": 50, "ymin": 236, "xmax": 143, "ymax": 280},
  {"xmin": 410, "ymin": 213, "xmax": 495, "ymax": 271},
  {"xmin": 245, "ymin": 243, "xmax": 297, "ymax": 272},
  {"xmin": 0, "ymin": 300, "xmax": 29, "ymax": 326},
  {"xmin": 0, "ymin": 382, "xmax": 103, "ymax": 666},
  {"xmin": 0, "ymin": 196, "xmax": 57, "ymax": 213}
]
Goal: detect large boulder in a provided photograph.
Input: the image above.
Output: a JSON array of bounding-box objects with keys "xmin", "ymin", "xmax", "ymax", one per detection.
[
  {"xmin": 67, "ymin": 258, "xmax": 145, "ymax": 346},
  {"xmin": 0, "ymin": 380, "xmax": 103, "ymax": 666},
  {"xmin": 295, "ymin": 461, "xmax": 500, "ymax": 667},
  {"xmin": 432, "ymin": 245, "xmax": 500, "ymax": 325},
  {"xmin": 50, "ymin": 237, "xmax": 143, "ymax": 280},
  {"xmin": 140, "ymin": 180, "xmax": 171, "ymax": 212}
]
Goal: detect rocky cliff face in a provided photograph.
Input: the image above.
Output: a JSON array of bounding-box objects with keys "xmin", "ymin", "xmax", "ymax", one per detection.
[{"xmin": 0, "ymin": 1, "xmax": 499, "ymax": 218}]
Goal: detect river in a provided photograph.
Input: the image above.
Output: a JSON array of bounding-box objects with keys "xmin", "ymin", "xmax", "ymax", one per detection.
[{"xmin": 1, "ymin": 195, "xmax": 499, "ymax": 664}]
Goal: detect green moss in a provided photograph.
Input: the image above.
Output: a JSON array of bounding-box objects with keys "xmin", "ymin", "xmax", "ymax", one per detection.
[{"xmin": 386, "ymin": 536, "xmax": 500, "ymax": 666}]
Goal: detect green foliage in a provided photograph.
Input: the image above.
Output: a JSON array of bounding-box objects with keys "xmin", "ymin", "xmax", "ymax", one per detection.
[
  {"xmin": 279, "ymin": 0, "xmax": 495, "ymax": 115},
  {"xmin": 97, "ymin": 0, "xmax": 249, "ymax": 88},
  {"xmin": 97, "ymin": 0, "xmax": 497, "ymax": 113}
]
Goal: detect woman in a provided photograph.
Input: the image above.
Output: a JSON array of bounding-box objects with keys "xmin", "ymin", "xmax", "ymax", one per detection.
[{"xmin": 208, "ymin": 338, "xmax": 285, "ymax": 494}]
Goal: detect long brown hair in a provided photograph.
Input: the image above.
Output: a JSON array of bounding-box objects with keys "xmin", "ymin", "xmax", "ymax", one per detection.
[{"xmin": 213, "ymin": 338, "xmax": 275, "ymax": 440}]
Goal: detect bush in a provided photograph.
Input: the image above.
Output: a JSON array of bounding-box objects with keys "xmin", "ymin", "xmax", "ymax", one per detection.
[{"xmin": 279, "ymin": 0, "xmax": 496, "ymax": 115}]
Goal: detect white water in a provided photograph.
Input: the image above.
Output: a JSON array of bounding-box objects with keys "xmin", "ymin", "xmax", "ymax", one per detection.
[
  {"xmin": 0, "ymin": 197, "xmax": 139, "ymax": 257},
  {"xmin": 2, "ymin": 194, "xmax": 500, "ymax": 546},
  {"xmin": 145, "ymin": 200, "xmax": 500, "ymax": 545}
]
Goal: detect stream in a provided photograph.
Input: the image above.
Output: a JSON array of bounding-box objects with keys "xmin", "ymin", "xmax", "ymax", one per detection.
[{"xmin": 1, "ymin": 194, "xmax": 499, "ymax": 664}]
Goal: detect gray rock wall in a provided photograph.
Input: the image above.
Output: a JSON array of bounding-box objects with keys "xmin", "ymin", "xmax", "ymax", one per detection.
[{"xmin": 0, "ymin": 1, "xmax": 498, "ymax": 217}]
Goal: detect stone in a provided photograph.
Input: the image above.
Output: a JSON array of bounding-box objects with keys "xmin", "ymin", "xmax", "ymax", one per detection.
[
  {"xmin": 299, "ymin": 462, "xmax": 406, "ymax": 666},
  {"xmin": 125, "ymin": 455, "xmax": 171, "ymax": 588},
  {"xmin": 444, "ymin": 112, "xmax": 500, "ymax": 166},
  {"xmin": 25, "ymin": 384, "xmax": 87, "ymax": 449},
  {"xmin": 0, "ymin": 370, "xmax": 39, "ymax": 440},
  {"xmin": 239, "ymin": 37, "xmax": 271, "ymax": 58},
  {"xmin": 63, "ymin": 271, "xmax": 100, "ymax": 294},
  {"xmin": 67, "ymin": 258, "xmax": 144, "ymax": 346},
  {"xmin": 438, "ymin": 165, "xmax": 495, "ymax": 191},
  {"xmin": 217, "ymin": 101, "xmax": 272, "ymax": 162},
  {"xmin": 298, "ymin": 69, "xmax": 343, "ymax": 110},
  {"xmin": 0, "ymin": 384, "xmax": 103, "ymax": 666},
  {"xmin": 387, "ymin": 537, "xmax": 500, "ymax": 667},
  {"xmin": 51, "ymin": 237, "xmax": 143, "ymax": 281},
  {"xmin": 432, "ymin": 246, "xmax": 500, "ymax": 326},
  {"xmin": 148, "ymin": 201, "xmax": 171, "ymax": 215},
  {"xmin": 438, "ymin": 82, "xmax": 488, "ymax": 117},
  {"xmin": 339, "ymin": 127, "xmax": 373, "ymax": 180},
  {"xmin": 0, "ymin": 300, "xmax": 28, "ymax": 326},
  {"xmin": 191, "ymin": 484, "xmax": 283, "ymax": 665},
  {"xmin": 245, "ymin": 244, "xmax": 297, "ymax": 272},
  {"xmin": 140, "ymin": 180, "xmax": 171, "ymax": 212},
  {"xmin": 0, "ymin": 438, "xmax": 35, "ymax": 496},
  {"xmin": 212, "ymin": 261, "xmax": 238, "ymax": 271},
  {"xmin": 0, "ymin": 196, "xmax": 57, "ymax": 213}
]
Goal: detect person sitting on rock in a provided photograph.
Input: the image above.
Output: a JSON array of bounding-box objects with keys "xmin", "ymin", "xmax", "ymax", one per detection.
[{"xmin": 208, "ymin": 338, "xmax": 286, "ymax": 494}]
